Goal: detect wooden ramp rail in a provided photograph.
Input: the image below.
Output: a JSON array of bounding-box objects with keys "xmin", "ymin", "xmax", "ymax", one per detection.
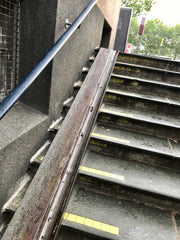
[{"xmin": 1, "ymin": 48, "xmax": 117, "ymax": 240}]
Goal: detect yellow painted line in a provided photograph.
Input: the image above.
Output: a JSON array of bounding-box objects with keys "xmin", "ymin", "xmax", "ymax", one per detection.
[
  {"xmin": 100, "ymin": 108, "xmax": 133, "ymax": 118},
  {"xmin": 107, "ymin": 88, "xmax": 136, "ymax": 97},
  {"xmin": 40, "ymin": 156, "xmax": 44, "ymax": 161},
  {"xmin": 79, "ymin": 166, "xmax": 125, "ymax": 182},
  {"xmin": 91, "ymin": 132, "xmax": 130, "ymax": 144},
  {"xmin": 131, "ymin": 81, "xmax": 139, "ymax": 86},
  {"xmin": 63, "ymin": 212, "xmax": 119, "ymax": 236},
  {"xmin": 114, "ymin": 65, "xmax": 141, "ymax": 73}
]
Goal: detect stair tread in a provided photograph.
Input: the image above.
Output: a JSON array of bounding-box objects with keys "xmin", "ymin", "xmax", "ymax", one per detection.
[
  {"xmin": 111, "ymin": 73, "xmax": 180, "ymax": 89},
  {"xmin": 115, "ymin": 61, "xmax": 180, "ymax": 75},
  {"xmin": 60, "ymin": 185, "xmax": 176, "ymax": 240},
  {"xmin": 106, "ymin": 87, "xmax": 180, "ymax": 106},
  {"xmin": 117, "ymin": 53, "xmax": 180, "ymax": 72},
  {"xmin": 100, "ymin": 103, "xmax": 180, "ymax": 129},
  {"xmin": 92, "ymin": 124, "xmax": 180, "ymax": 158},
  {"xmin": 80, "ymin": 150, "xmax": 180, "ymax": 200}
]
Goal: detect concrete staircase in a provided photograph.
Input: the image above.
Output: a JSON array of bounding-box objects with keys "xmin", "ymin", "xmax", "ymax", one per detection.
[{"xmin": 54, "ymin": 53, "xmax": 180, "ymax": 239}]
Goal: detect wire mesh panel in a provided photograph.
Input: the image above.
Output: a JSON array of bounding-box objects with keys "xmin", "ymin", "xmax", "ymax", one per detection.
[{"xmin": 0, "ymin": 0, "xmax": 19, "ymax": 102}]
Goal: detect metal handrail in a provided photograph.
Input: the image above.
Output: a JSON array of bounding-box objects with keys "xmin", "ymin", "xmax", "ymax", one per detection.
[{"xmin": 0, "ymin": 0, "xmax": 98, "ymax": 120}]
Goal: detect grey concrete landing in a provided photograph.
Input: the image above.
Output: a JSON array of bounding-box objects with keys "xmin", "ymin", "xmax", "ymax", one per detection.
[
  {"xmin": 106, "ymin": 87, "xmax": 180, "ymax": 106},
  {"xmin": 56, "ymin": 185, "xmax": 177, "ymax": 240},
  {"xmin": 80, "ymin": 150, "xmax": 180, "ymax": 200},
  {"xmin": 100, "ymin": 103, "xmax": 180, "ymax": 129},
  {"xmin": 92, "ymin": 124, "xmax": 180, "ymax": 158}
]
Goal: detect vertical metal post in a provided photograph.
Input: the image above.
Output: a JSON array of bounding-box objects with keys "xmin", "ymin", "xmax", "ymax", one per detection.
[{"xmin": 136, "ymin": 35, "xmax": 141, "ymax": 54}]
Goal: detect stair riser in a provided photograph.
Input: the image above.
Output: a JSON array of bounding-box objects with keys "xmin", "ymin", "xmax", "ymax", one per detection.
[
  {"xmin": 109, "ymin": 78, "xmax": 180, "ymax": 99},
  {"xmin": 88, "ymin": 140, "xmax": 180, "ymax": 171},
  {"xmin": 113, "ymin": 65, "xmax": 180, "ymax": 85},
  {"xmin": 97, "ymin": 113, "xmax": 180, "ymax": 141},
  {"xmin": 58, "ymin": 226, "xmax": 109, "ymax": 240},
  {"xmin": 77, "ymin": 177, "xmax": 180, "ymax": 213},
  {"xmin": 117, "ymin": 54, "xmax": 180, "ymax": 72},
  {"xmin": 104, "ymin": 93, "xmax": 180, "ymax": 117}
]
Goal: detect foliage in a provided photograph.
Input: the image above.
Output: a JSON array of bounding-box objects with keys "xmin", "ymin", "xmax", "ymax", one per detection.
[
  {"xmin": 128, "ymin": 18, "xmax": 180, "ymax": 60},
  {"xmin": 123, "ymin": 0, "xmax": 156, "ymax": 17},
  {"xmin": 128, "ymin": 17, "xmax": 139, "ymax": 47}
]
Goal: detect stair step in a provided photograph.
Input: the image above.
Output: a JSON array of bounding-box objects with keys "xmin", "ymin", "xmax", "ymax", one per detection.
[
  {"xmin": 111, "ymin": 73, "xmax": 180, "ymax": 89},
  {"xmin": 110, "ymin": 74, "xmax": 180, "ymax": 99},
  {"xmin": 117, "ymin": 53, "xmax": 180, "ymax": 72},
  {"xmin": 99, "ymin": 103, "xmax": 180, "ymax": 129},
  {"xmin": 116, "ymin": 61, "xmax": 180, "ymax": 75},
  {"xmin": 55, "ymin": 185, "xmax": 178, "ymax": 240},
  {"xmin": 48, "ymin": 116, "xmax": 63, "ymax": 133},
  {"xmin": 98, "ymin": 103, "xmax": 180, "ymax": 140},
  {"xmin": 91, "ymin": 124, "xmax": 180, "ymax": 158},
  {"xmin": 113, "ymin": 62, "xmax": 180, "ymax": 85},
  {"xmin": 79, "ymin": 150, "xmax": 180, "ymax": 201},
  {"xmin": 1, "ymin": 174, "xmax": 31, "ymax": 214},
  {"xmin": 104, "ymin": 87, "xmax": 180, "ymax": 116},
  {"xmin": 106, "ymin": 87, "xmax": 180, "ymax": 106},
  {"xmin": 30, "ymin": 140, "xmax": 51, "ymax": 165}
]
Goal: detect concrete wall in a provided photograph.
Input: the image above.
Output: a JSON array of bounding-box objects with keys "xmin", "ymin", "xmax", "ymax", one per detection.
[
  {"xmin": 49, "ymin": 0, "xmax": 105, "ymax": 119},
  {"xmin": 19, "ymin": 0, "xmax": 104, "ymax": 120},
  {"xmin": 97, "ymin": 0, "xmax": 122, "ymax": 49}
]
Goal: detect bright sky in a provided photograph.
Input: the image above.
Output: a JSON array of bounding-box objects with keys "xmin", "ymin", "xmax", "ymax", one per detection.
[{"xmin": 142, "ymin": 0, "xmax": 180, "ymax": 26}]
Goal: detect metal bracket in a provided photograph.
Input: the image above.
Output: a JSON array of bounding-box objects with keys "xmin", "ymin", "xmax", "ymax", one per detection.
[
  {"xmin": 65, "ymin": 19, "xmax": 72, "ymax": 29},
  {"xmin": 65, "ymin": 19, "xmax": 81, "ymax": 29}
]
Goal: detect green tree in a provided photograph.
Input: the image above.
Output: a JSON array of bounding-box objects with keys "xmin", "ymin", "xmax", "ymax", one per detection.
[
  {"xmin": 141, "ymin": 19, "xmax": 165, "ymax": 55},
  {"xmin": 123, "ymin": 0, "xmax": 156, "ymax": 17},
  {"xmin": 169, "ymin": 24, "xmax": 180, "ymax": 60},
  {"xmin": 128, "ymin": 17, "xmax": 139, "ymax": 48},
  {"xmin": 128, "ymin": 18, "xmax": 180, "ymax": 60}
]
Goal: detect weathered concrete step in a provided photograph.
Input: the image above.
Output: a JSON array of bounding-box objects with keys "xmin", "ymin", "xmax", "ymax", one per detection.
[
  {"xmin": 106, "ymin": 87, "xmax": 180, "ymax": 106},
  {"xmin": 100, "ymin": 103, "xmax": 180, "ymax": 129},
  {"xmin": 98, "ymin": 103, "xmax": 180, "ymax": 140},
  {"xmin": 91, "ymin": 124, "xmax": 180, "ymax": 159},
  {"xmin": 116, "ymin": 61, "xmax": 180, "ymax": 75},
  {"xmin": 117, "ymin": 53, "xmax": 180, "ymax": 72},
  {"xmin": 55, "ymin": 184, "xmax": 178, "ymax": 240},
  {"xmin": 110, "ymin": 74, "xmax": 180, "ymax": 99},
  {"xmin": 1, "ymin": 174, "xmax": 32, "ymax": 214},
  {"xmin": 113, "ymin": 62, "xmax": 180, "ymax": 85},
  {"xmin": 111, "ymin": 73, "xmax": 180, "ymax": 89},
  {"xmin": 79, "ymin": 150, "xmax": 180, "ymax": 201},
  {"xmin": 89, "ymin": 137, "xmax": 180, "ymax": 171},
  {"xmin": 48, "ymin": 116, "xmax": 64, "ymax": 133},
  {"xmin": 104, "ymin": 87, "xmax": 180, "ymax": 116},
  {"xmin": 30, "ymin": 140, "xmax": 51, "ymax": 165}
]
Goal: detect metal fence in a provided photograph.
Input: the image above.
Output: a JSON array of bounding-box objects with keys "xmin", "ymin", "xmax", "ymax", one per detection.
[{"xmin": 0, "ymin": 0, "xmax": 19, "ymax": 102}]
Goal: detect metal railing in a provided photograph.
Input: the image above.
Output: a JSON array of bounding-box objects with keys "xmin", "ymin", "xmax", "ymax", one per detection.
[{"xmin": 0, "ymin": 0, "xmax": 98, "ymax": 119}]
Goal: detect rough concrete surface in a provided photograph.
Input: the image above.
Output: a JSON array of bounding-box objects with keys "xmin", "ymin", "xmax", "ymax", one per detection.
[{"xmin": 0, "ymin": 103, "xmax": 48, "ymax": 212}]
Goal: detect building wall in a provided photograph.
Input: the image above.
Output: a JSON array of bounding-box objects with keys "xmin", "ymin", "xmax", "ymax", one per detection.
[{"xmin": 97, "ymin": 0, "xmax": 122, "ymax": 49}]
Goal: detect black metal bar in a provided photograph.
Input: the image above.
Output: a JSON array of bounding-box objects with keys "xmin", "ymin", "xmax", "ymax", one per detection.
[{"xmin": 0, "ymin": 0, "xmax": 98, "ymax": 120}]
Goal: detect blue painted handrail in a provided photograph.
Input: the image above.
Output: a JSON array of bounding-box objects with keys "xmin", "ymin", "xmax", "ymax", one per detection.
[{"xmin": 0, "ymin": 0, "xmax": 98, "ymax": 119}]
